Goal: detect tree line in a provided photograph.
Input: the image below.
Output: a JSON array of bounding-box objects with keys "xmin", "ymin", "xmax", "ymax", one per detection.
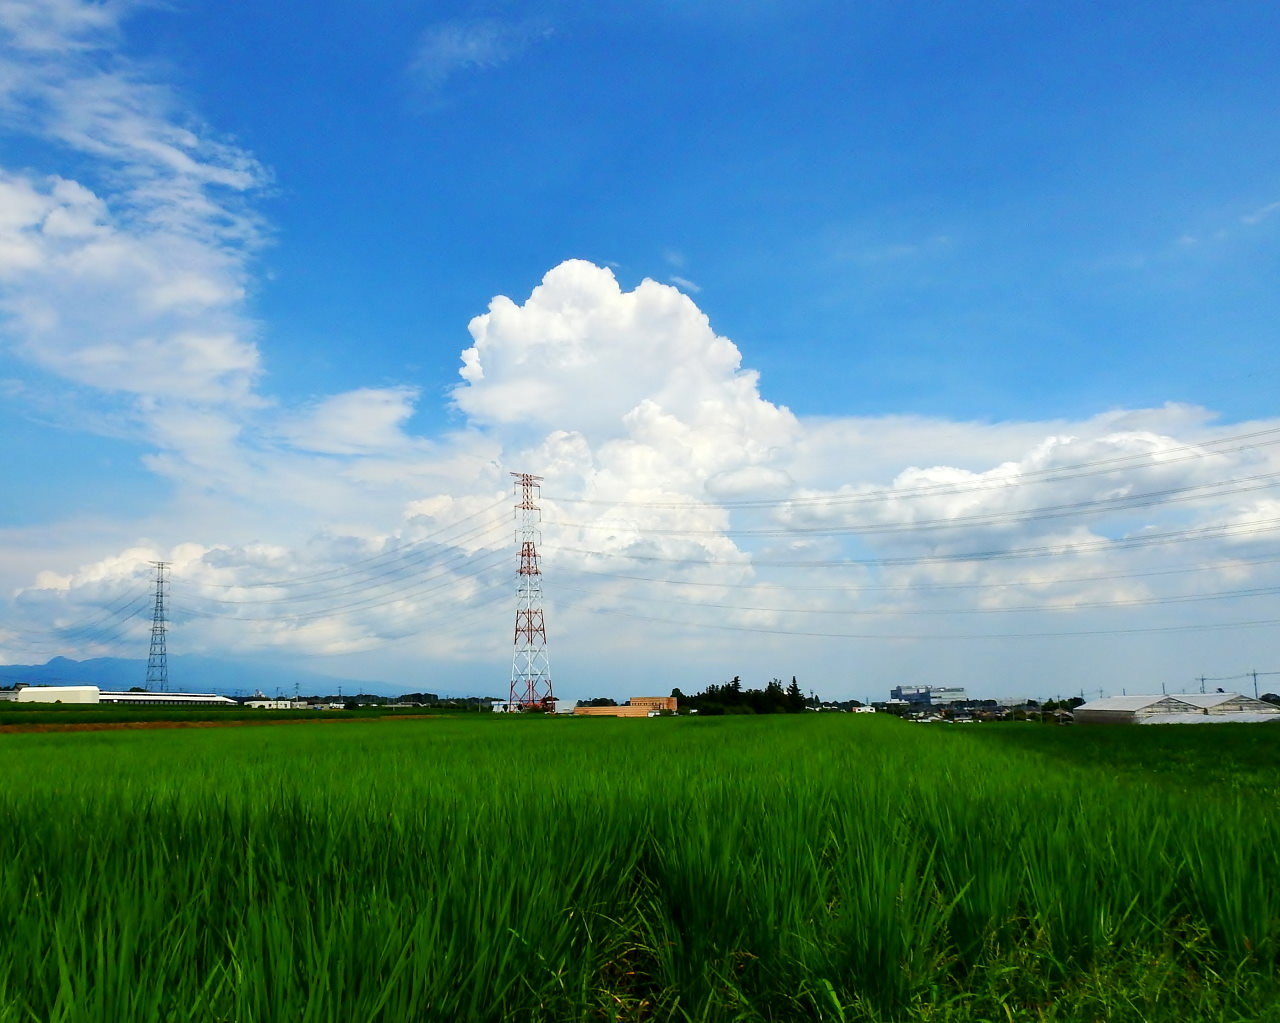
[{"xmin": 670, "ymin": 676, "xmax": 809, "ymax": 715}]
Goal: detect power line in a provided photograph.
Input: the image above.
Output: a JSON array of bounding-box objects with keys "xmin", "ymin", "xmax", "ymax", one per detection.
[
  {"xmin": 543, "ymin": 424, "xmax": 1280, "ymax": 510},
  {"xmin": 180, "ymin": 517, "xmax": 509, "ymax": 605},
  {"xmin": 179, "ymin": 548, "xmax": 512, "ymax": 623},
  {"xmin": 547, "ymin": 516, "xmax": 1280, "ymax": 569},
  {"xmin": 21, "ymin": 603, "xmax": 153, "ymax": 653},
  {"xmin": 3, "ymin": 509, "xmax": 511, "ymax": 658},
  {"xmin": 547, "ymin": 471, "xmax": 1280, "ymax": 539},
  {"xmin": 551, "ymin": 552, "xmax": 1280, "ymax": 595},
  {"xmin": 7, "ymin": 588, "xmax": 153, "ymax": 640},
  {"xmin": 188, "ymin": 498, "xmax": 508, "ymax": 590},
  {"xmin": 553, "ymin": 580, "xmax": 1280, "ymax": 618},
  {"xmin": 578, "ymin": 605, "xmax": 1280, "ymax": 641}
]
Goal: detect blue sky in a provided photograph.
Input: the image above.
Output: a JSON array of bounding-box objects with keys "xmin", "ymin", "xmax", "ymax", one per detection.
[
  {"xmin": 80, "ymin": 0, "xmax": 1280, "ymax": 422},
  {"xmin": 1, "ymin": 0, "xmax": 1279, "ymax": 699}
]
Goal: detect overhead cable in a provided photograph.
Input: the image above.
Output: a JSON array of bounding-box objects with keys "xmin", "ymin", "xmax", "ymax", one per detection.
[
  {"xmin": 547, "ymin": 471, "xmax": 1280, "ymax": 539},
  {"xmin": 554, "ymin": 581, "xmax": 1280, "ymax": 617},
  {"xmin": 543, "ymin": 424, "xmax": 1280, "ymax": 510},
  {"xmin": 179, "ymin": 547, "xmax": 512, "ymax": 623},
  {"xmin": 180, "ymin": 517, "xmax": 509, "ymax": 605},
  {"xmin": 579, "ymin": 605, "xmax": 1280, "ymax": 641},
  {"xmin": 551, "ymin": 552, "xmax": 1280, "ymax": 594},
  {"xmin": 187, "ymin": 498, "xmax": 508, "ymax": 590},
  {"xmin": 546, "ymin": 516, "xmax": 1280, "ymax": 568}
]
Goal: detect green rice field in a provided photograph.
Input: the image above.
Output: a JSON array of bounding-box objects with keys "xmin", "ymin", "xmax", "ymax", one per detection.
[{"xmin": 0, "ymin": 715, "xmax": 1277, "ymax": 1022}]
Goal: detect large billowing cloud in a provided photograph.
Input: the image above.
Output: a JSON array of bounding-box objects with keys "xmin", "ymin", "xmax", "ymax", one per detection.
[
  {"xmin": 8, "ymin": 247, "xmax": 1280, "ymax": 690},
  {"xmin": 445, "ymin": 266, "xmax": 1280, "ymax": 648},
  {"xmin": 3, "ymin": 2, "xmax": 1279, "ymax": 696},
  {"xmin": 456, "ymin": 260, "xmax": 801, "ymax": 499}
]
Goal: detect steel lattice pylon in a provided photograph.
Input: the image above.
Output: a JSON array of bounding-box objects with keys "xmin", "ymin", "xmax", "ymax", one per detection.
[
  {"xmin": 509, "ymin": 473, "xmax": 553, "ymax": 710},
  {"xmin": 145, "ymin": 560, "xmax": 169, "ymax": 692}
]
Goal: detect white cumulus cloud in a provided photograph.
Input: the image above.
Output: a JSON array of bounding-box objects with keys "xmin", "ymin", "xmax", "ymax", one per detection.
[{"xmin": 4, "ymin": 4, "xmax": 1280, "ymax": 696}]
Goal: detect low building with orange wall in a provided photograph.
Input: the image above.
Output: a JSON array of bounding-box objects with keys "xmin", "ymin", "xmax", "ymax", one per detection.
[
  {"xmin": 629, "ymin": 696, "xmax": 677, "ymax": 711},
  {"xmin": 572, "ymin": 695, "xmax": 678, "ymax": 717}
]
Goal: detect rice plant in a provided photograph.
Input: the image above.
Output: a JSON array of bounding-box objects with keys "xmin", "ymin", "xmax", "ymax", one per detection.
[{"xmin": 0, "ymin": 715, "xmax": 1275, "ymax": 1021}]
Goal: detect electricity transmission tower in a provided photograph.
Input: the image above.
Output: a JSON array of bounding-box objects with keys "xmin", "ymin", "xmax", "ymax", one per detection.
[
  {"xmin": 509, "ymin": 472, "xmax": 554, "ymax": 710},
  {"xmin": 145, "ymin": 561, "xmax": 169, "ymax": 692}
]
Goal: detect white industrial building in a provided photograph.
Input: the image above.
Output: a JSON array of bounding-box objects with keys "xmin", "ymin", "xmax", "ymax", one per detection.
[
  {"xmin": 890, "ymin": 685, "xmax": 968, "ymax": 706},
  {"xmin": 12, "ymin": 685, "xmax": 235, "ymax": 707},
  {"xmin": 101, "ymin": 691, "xmax": 237, "ymax": 707},
  {"xmin": 1074, "ymin": 693, "xmax": 1280, "ymax": 725},
  {"xmin": 14, "ymin": 685, "xmax": 100, "ymax": 704},
  {"xmin": 1173, "ymin": 692, "xmax": 1278, "ymax": 715}
]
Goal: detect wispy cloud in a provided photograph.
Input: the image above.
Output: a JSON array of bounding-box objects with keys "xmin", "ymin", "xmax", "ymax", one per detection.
[
  {"xmin": 0, "ymin": 0, "xmax": 124, "ymax": 54},
  {"xmin": 409, "ymin": 17, "xmax": 550, "ymax": 93},
  {"xmin": 670, "ymin": 274, "xmax": 701, "ymax": 293},
  {"xmin": 1241, "ymin": 200, "xmax": 1280, "ymax": 227},
  {"xmin": 0, "ymin": 0, "xmax": 269, "ymax": 409},
  {"xmin": 842, "ymin": 234, "xmax": 954, "ymax": 264},
  {"xmin": 1175, "ymin": 199, "xmax": 1280, "ymax": 249}
]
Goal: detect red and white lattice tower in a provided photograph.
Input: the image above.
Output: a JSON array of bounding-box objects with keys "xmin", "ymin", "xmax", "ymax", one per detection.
[{"xmin": 509, "ymin": 472, "xmax": 554, "ymax": 709}]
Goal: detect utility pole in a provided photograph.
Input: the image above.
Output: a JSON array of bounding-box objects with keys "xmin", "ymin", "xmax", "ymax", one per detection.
[
  {"xmin": 1198, "ymin": 675, "xmax": 1207, "ymax": 694},
  {"xmin": 509, "ymin": 472, "xmax": 554, "ymax": 711},
  {"xmin": 145, "ymin": 561, "xmax": 169, "ymax": 692},
  {"xmin": 1252, "ymin": 670, "xmax": 1259, "ymax": 699}
]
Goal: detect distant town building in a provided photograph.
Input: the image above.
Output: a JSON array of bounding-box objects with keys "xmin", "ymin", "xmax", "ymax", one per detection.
[
  {"xmin": 928, "ymin": 687, "xmax": 968, "ymax": 704},
  {"xmin": 891, "ymin": 685, "xmax": 931, "ymax": 704},
  {"xmin": 890, "ymin": 685, "xmax": 968, "ymax": 706}
]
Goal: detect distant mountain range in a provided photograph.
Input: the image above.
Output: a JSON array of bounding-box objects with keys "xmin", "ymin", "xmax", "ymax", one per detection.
[{"xmin": 0, "ymin": 655, "xmax": 405, "ymax": 698}]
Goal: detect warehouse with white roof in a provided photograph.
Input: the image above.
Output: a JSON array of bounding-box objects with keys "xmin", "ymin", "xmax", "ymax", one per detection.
[
  {"xmin": 11, "ymin": 685, "xmax": 235, "ymax": 707},
  {"xmin": 1074, "ymin": 693, "xmax": 1280, "ymax": 725}
]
